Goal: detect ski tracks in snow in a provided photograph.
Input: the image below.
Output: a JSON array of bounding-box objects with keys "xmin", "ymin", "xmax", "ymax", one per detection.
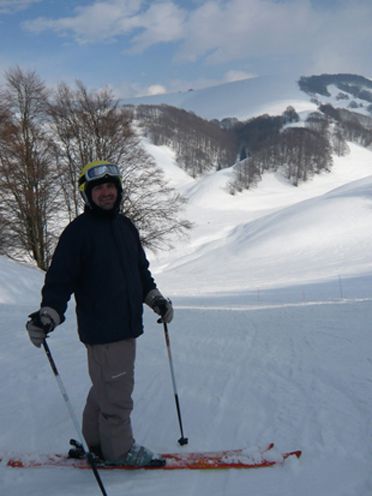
[
  {"xmin": 2, "ymin": 295, "xmax": 372, "ymax": 495},
  {"xmin": 150, "ymin": 295, "xmax": 372, "ymax": 495}
]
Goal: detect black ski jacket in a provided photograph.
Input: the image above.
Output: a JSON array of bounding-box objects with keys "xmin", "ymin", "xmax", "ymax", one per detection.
[{"xmin": 41, "ymin": 210, "xmax": 156, "ymax": 345}]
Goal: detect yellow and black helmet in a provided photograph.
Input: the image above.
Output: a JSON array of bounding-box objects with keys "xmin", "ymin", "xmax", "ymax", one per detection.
[{"xmin": 78, "ymin": 160, "xmax": 122, "ymax": 207}]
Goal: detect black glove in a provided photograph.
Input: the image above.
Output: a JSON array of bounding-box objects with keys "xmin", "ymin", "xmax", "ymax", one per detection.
[
  {"xmin": 145, "ymin": 289, "xmax": 174, "ymax": 324},
  {"xmin": 26, "ymin": 307, "xmax": 60, "ymax": 348}
]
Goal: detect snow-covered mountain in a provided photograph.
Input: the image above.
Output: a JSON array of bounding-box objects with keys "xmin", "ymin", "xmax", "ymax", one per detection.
[
  {"xmin": 123, "ymin": 72, "xmax": 372, "ymax": 121},
  {"xmin": 128, "ymin": 72, "xmax": 372, "ymax": 206},
  {"xmin": 123, "ymin": 73, "xmax": 316, "ymax": 121},
  {"xmin": 127, "ymin": 72, "xmax": 372, "ymax": 295}
]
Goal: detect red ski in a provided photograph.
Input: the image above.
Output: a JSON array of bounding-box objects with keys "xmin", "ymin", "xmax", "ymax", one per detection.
[{"xmin": 3, "ymin": 443, "xmax": 301, "ymax": 470}]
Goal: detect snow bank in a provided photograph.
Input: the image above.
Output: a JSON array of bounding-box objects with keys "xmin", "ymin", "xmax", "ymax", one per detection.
[{"xmin": 0, "ymin": 256, "xmax": 43, "ymax": 305}]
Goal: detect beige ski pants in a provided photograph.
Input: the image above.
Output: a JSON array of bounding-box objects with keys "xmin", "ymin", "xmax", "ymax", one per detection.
[{"xmin": 82, "ymin": 339, "xmax": 136, "ymax": 461}]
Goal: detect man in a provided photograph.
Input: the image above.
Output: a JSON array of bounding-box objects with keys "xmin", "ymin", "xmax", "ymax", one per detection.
[{"xmin": 26, "ymin": 160, "xmax": 173, "ymax": 467}]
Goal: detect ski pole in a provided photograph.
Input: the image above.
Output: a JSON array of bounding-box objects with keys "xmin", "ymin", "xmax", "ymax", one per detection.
[
  {"xmin": 42, "ymin": 339, "xmax": 108, "ymax": 496},
  {"xmin": 162, "ymin": 322, "xmax": 188, "ymax": 446}
]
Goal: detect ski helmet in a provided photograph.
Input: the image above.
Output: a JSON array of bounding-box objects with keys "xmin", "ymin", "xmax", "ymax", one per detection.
[{"xmin": 78, "ymin": 160, "xmax": 123, "ymax": 208}]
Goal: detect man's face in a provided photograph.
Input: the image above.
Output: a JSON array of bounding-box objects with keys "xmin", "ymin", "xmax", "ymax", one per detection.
[{"xmin": 91, "ymin": 182, "xmax": 118, "ymax": 210}]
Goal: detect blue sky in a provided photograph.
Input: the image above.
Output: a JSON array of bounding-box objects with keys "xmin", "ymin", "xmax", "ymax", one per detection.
[{"xmin": 0, "ymin": 0, "xmax": 371, "ymax": 98}]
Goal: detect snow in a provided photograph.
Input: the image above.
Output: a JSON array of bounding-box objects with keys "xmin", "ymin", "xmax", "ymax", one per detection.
[
  {"xmin": 149, "ymin": 142, "xmax": 372, "ymax": 295},
  {"xmin": 141, "ymin": 139, "xmax": 195, "ymax": 190},
  {"xmin": 1, "ymin": 84, "xmax": 372, "ymax": 495},
  {"xmin": 318, "ymin": 83, "xmax": 372, "ymax": 117},
  {"xmin": 122, "ymin": 74, "xmax": 317, "ymax": 121},
  {"xmin": 1, "ymin": 265, "xmax": 372, "ymax": 495}
]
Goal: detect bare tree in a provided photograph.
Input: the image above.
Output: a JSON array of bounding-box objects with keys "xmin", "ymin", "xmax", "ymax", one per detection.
[
  {"xmin": 330, "ymin": 124, "xmax": 349, "ymax": 156},
  {"xmin": 48, "ymin": 81, "xmax": 191, "ymax": 248},
  {"xmin": 134, "ymin": 104, "xmax": 237, "ymax": 177},
  {"xmin": 120, "ymin": 144, "xmax": 191, "ymax": 248},
  {"xmin": 0, "ymin": 67, "xmax": 59, "ymax": 269},
  {"xmin": 48, "ymin": 81, "xmax": 134, "ymax": 220},
  {"xmin": 228, "ymin": 157, "xmax": 261, "ymax": 193},
  {"xmin": 229, "ymin": 126, "xmax": 333, "ymax": 193}
]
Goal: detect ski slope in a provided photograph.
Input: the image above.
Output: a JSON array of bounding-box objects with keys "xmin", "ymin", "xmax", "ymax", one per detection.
[
  {"xmin": 0, "ymin": 259, "xmax": 372, "ymax": 495},
  {"xmin": 1, "ymin": 137, "xmax": 372, "ymax": 494}
]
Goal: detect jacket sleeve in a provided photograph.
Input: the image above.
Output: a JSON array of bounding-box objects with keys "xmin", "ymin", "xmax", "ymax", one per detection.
[
  {"xmin": 127, "ymin": 219, "xmax": 157, "ymax": 299},
  {"xmin": 138, "ymin": 241, "xmax": 157, "ymax": 299},
  {"xmin": 40, "ymin": 222, "xmax": 82, "ymax": 322}
]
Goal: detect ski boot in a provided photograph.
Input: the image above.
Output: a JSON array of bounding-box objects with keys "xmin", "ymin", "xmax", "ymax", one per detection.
[{"xmin": 104, "ymin": 442, "xmax": 166, "ymax": 468}]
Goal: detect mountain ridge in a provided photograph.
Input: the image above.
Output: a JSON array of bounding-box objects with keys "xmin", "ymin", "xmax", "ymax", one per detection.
[
  {"xmin": 123, "ymin": 72, "xmax": 372, "ymax": 120},
  {"xmin": 123, "ymin": 73, "xmax": 314, "ymax": 121},
  {"xmin": 130, "ymin": 73, "xmax": 372, "ymax": 197}
]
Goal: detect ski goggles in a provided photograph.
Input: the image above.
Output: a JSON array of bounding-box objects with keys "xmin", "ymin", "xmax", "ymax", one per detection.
[{"xmin": 79, "ymin": 163, "xmax": 120, "ymax": 189}]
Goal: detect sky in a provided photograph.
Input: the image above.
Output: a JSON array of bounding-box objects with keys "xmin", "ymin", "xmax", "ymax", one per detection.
[{"xmin": 0, "ymin": 0, "xmax": 371, "ymax": 98}]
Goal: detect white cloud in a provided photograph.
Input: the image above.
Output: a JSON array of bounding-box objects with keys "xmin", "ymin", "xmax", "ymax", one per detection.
[
  {"xmin": 22, "ymin": 0, "xmax": 372, "ymax": 76},
  {"xmin": 109, "ymin": 80, "xmax": 169, "ymax": 99},
  {"xmin": 177, "ymin": 0, "xmax": 316, "ymax": 63},
  {"xmin": 128, "ymin": 2, "xmax": 186, "ymax": 51},
  {"xmin": 171, "ymin": 0, "xmax": 372, "ymax": 76},
  {"xmin": 24, "ymin": 0, "xmax": 186, "ymax": 47},
  {"xmin": 24, "ymin": 0, "xmax": 142, "ymax": 41},
  {"xmin": 146, "ymin": 84, "xmax": 167, "ymax": 96},
  {"xmin": 0, "ymin": 0, "xmax": 41, "ymax": 14}
]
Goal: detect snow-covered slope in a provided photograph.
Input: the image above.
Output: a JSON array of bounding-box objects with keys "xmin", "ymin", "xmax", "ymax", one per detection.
[
  {"xmin": 1, "ymin": 219, "xmax": 372, "ymax": 496},
  {"xmin": 155, "ymin": 174, "xmax": 372, "ymax": 293},
  {"xmin": 0, "ymin": 256, "xmax": 43, "ymax": 305},
  {"xmin": 123, "ymin": 74, "xmax": 317, "ymax": 120},
  {"xmin": 148, "ymin": 141, "xmax": 372, "ymax": 295},
  {"xmin": 123, "ymin": 73, "xmax": 372, "ymax": 122}
]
